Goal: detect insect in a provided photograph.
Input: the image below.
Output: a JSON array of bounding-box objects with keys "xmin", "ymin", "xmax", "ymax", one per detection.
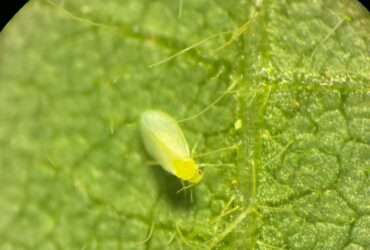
[{"xmin": 140, "ymin": 110, "xmax": 203, "ymax": 184}]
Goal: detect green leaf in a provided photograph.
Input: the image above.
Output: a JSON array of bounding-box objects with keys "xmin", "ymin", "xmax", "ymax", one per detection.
[{"xmin": 0, "ymin": 0, "xmax": 369, "ymax": 249}]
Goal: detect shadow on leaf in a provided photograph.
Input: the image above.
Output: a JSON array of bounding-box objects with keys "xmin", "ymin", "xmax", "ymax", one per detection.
[{"xmin": 149, "ymin": 163, "xmax": 196, "ymax": 210}]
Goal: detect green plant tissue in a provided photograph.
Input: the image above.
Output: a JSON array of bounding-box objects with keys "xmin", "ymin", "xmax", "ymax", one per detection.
[{"xmin": 0, "ymin": 0, "xmax": 369, "ymax": 249}]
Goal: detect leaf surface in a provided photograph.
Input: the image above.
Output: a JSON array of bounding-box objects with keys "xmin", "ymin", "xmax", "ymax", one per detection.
[{"xmin": 0, "ymin": 0, "xmax": 369, "ymax": 249}]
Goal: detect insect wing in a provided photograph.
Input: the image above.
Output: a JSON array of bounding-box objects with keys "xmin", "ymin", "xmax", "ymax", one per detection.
[{"xmin": 140, "ymin": 111, "xmax": 190, "ymax": 173}]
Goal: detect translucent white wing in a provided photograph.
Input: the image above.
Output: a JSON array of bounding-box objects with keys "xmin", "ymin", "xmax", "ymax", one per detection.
[{"xmin": 140, "ymin": 110, "xmax": 190, "ymax": 173}]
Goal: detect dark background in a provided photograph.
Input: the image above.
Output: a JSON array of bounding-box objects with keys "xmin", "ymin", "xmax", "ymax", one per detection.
[
  {"xmin": 0, "ymin": 1, "xmax": 369, "ymax": 31},
  {"xmin": 360, "ymin": 0, "xmax": 369, "ymax": 11},
  {"xmin": 0, "ymin": 0, "xmax": 28, "ymax": 31}
]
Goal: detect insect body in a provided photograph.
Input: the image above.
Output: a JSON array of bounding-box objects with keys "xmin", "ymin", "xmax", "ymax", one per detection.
[{"xmin": 140, "ymin": 110, "xmax": 203, "ymax": 183}]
